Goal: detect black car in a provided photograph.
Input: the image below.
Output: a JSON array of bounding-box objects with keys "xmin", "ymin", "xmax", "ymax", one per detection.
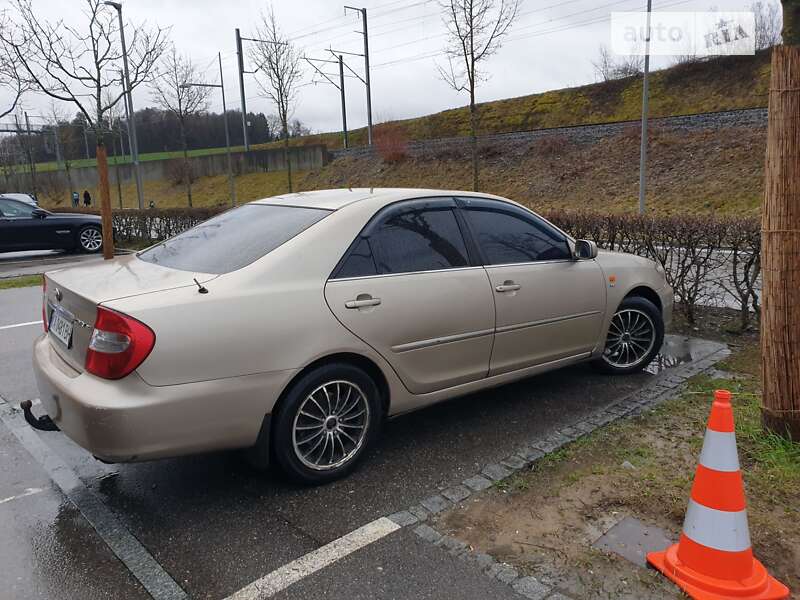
[{"xmin": 0, "ymin": 197, "xmax": 104, "ymax": 254}]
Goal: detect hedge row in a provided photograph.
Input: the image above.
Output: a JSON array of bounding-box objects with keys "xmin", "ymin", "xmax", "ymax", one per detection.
[
  {"xmin": 52, "ymin": 206, "xmax": 760, "ymax": 329},
  {"xmin": 543, "ymin": 210, "xmax": 761, "ymax": 328}
]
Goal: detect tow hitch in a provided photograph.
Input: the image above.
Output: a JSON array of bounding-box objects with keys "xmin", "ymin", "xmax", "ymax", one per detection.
[{"xmin": 20, "ymin": 400, "xmax": 59, "ymax": 431}]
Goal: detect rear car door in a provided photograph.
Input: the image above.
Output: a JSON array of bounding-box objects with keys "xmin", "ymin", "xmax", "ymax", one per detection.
[
  {"xmin": 325, "ymin": 198, "xmax": 495, "ymax": 395},
  {"xmin": 460, "ymin": 197, "xmax": 606, "ymax": 376}
]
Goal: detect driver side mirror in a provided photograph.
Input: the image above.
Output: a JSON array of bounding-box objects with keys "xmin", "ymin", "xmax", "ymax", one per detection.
[
  {"xmin": 31, "ymin": 208, "xmax": 48, "ymax": 219},
  {"xmin": 574, "ymin": 239, "xmax": 598, "ymax": 260}
]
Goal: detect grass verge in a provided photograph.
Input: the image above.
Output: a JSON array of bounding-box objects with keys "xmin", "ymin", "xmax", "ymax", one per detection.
[
  {"xmin": 437, "ymin": 317, "xmax": 798, "ymax": 599},
  {"xmin": 0, "ymin": 275, "xmax": 42, "ymax": 290}
]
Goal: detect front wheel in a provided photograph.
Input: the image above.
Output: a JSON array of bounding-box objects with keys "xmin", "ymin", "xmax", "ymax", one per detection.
[
  {"xmin": 594, "ymin": 296, "xmax": 664, "ymax": 374},
  {"xmin": 272, "ymin": 363, "xmax": 382, "ymax": 485},
  {"xmin": 77, "ymin": 225, "xmax": 103, "ymax": 253}
]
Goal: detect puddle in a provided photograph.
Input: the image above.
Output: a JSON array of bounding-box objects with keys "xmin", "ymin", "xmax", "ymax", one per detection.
[{"xmin": 644, "ymin": 335, "xmax": 719, "ymax": 375}]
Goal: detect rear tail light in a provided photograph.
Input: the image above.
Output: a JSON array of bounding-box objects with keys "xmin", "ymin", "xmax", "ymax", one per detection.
[
  {"xmin": 85, "ymin": 307, "xmax": 155, "ymax": 380},
  {"xmin": 42, "ymin": 276, "xmax": 48, "ymax": 332}
]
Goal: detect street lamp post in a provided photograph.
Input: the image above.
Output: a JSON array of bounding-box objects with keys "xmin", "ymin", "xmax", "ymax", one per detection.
[
  {"xmin": 181, "ymin": 53, "xmax": 237, "ymax": 207},
  {"xmin": 104, "ymin": 1, "xmax": 145, "ymax": 210}
]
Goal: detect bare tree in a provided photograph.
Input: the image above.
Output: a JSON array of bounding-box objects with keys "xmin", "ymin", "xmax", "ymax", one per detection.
[
  {"xmin": 752, "ymin": 1, "xmax": 783, "ymax": 49},
  {"xmin": 1, "ymin": 0, "xmax": 168, "ymax": 257},
  {"xmin": 150, "ymin": 45, "xmax": 211, "ymax": 207},
  {"xmin": 250, "ymin": 7, "xmax": 302, "ymax": 192},
  {"xmin": 592, "ymin": 46, "xmax": 645, "ymax": 81},
  {"xmin": 0, "ymin": 12, "xmax": 28, "ymax": 119},
  {"xmin": 45, "ymin": 102, "xmax": 77, "ymax": 203},
  {"xmin": 439, "ymin": 0, "xmax": 519, "ymax": 191}
]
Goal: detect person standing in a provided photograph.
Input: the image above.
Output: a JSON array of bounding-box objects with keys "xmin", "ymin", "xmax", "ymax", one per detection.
[
  {"xmin": 83, "ymin": 190, "xmax": 91, "ymax": 207},
  {"xmin": 71, "ymin": 191, "xmax": 79, "ymax": 207}
]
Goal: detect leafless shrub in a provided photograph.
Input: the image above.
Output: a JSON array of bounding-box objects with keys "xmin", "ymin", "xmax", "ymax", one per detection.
[
  {"xmin": 166, "ymin": 159, "xmax": 194, "ymax": 186},
  {"xmin": 592, "ymin": 45, "xmax": 644, "ymax": 82},
  {"xmin": 717, "ymin": 217, "xmax": 761, "ymax": 330},
  {"xmin": 752, "ymin": 1, "xmax": 782, "ymax": 50},
  {"xmin": 374, "ymin": 123, "xmax": 409, "ymax": 163},
  {"xmin": 544, "ymin": 210, "xmax": 761, "ymax": 327}
]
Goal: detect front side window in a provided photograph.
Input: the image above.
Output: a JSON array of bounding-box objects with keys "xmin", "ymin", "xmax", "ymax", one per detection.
[
  {"xmin": 0, "ymin": 199, "xmax": 35, "ymax": 218},
  {"xmin": 464, "ymin": 207, "xmax": 571, "ymax": 264},
  {"xmin": 138, "ymin": 204, "xmax": 330, "ymax": 274},
  {"xmin": 369, "ymin": 208, "xmax": 469, "ymax": 274}
]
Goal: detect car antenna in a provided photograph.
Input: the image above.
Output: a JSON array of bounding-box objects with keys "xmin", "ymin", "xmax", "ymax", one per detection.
[{"xmin": 193, "ymin": 278, "xmax": 209, "ymax": 294}]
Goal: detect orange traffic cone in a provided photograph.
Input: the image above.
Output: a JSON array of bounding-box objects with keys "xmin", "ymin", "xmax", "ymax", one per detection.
[{"xmin": 647, "ymin": 390, "xmax": 789, "ymax": 600}]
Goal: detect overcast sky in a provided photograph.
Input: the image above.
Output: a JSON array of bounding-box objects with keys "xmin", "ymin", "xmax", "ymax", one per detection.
[{"xmin": 4, "ymin": 0, "xmax": 759, "ymax": 135}]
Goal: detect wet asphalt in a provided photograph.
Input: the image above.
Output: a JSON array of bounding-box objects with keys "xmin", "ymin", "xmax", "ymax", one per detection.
[{"xmin": 0, "ymin": 284, "xmax": 718, "ymax": 600}]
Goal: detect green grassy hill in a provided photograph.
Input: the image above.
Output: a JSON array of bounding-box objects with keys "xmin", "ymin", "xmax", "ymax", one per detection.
[
  {"xmin": 288, "ymin": 50, "xmax": 771, "ymax": 149},
  {"xmin": 26, "ymin": 50, "xmax": 771, "ymax": 172}
]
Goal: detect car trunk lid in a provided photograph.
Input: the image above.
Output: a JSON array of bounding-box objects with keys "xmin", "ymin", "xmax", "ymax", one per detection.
[{"xmin": 44, "ymin": 254, "xmax": 216, "ymax": 372}]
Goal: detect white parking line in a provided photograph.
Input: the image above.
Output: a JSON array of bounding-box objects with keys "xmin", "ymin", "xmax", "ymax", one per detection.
[
  {"xmin": 0, "ymin": 321, "xmax": 40, "ymax": 331},
  {"xmin": 226, "ymin": 517, "xmax": 401, "ymax": 600},
  {"xmin": 0, "ymin": 487, "xmax": 45, "ymax": 506}
]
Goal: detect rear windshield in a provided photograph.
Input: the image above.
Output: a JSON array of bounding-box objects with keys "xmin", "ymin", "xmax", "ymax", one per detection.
[{"xmin": 137, "ymin": 204, "xmax": 330, "ymax": 274}]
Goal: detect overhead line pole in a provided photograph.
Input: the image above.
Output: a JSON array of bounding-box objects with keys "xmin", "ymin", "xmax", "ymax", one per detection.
[
  {"xmin": 235, "ymin": 30, "xmax": 289, "ymax": 151},
  {"xmin": 105, "ymin": 2, "xmax": 144, "ymax": 210},
  {"xmin": 235, "ymin": 29, "xmax": 250, "ymax": 152},
  {"xmin": 345, "ymin": 6, "xmax": 373, "ymax": 145},
  {"xmin": 24, "ymin": 112, "xmax": 38, "ymax": 201},
  {"xmin": 339, "ymin": 55, "xmax": 348, "ymax": 149},
  {"xmin": 305, "ymin": 55, "xmax": 350, "ymax": 148},
  {"xmin": 638, "ymin": 0, "xmax": 652, "ymax": 215},
  {"xmin": 181, "ymin": 52, "xmax": 237, "ymax": 207}
]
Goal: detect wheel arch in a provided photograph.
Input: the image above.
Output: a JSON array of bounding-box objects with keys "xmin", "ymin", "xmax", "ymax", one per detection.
[
  {"xmin": 623, "ymin": 285, "xmax": 662, "ymax": 313},
  {"xmin": 275, "ymin": 352, "xmax": 391, "ymax": 419}
]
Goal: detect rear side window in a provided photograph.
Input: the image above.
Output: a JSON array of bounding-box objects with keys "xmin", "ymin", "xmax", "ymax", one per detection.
[
  {"xmin": 335, "ymin": 238, "xmax": 378, "ymax": 278},
  {"xmin": 465, "ymin": 208, "xmax": 570, "ymax": 264},
  {"xmin": 369, "ymin": 208, "xmax": 469, "ymax": 274},
  {"xmin": 138, "ymin": 204, "xmax": 330, "ymax": 274}
]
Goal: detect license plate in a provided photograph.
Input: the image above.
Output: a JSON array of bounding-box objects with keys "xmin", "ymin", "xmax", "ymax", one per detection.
[{"xmin": 49, "ymin": 309, "xmax": 74, "ymax": 348}]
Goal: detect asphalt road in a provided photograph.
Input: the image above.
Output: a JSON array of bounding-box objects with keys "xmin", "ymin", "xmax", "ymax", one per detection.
[{"xmin": 0, "ymin": 283, "xmax": 720, "ymax": 600}]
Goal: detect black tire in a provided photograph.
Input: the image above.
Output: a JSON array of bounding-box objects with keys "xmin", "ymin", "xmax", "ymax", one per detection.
[
  {"xmin": 77, "ymin": 224, "xmax": 103, "ymax": 253},
  {"xmin": 593, "ymin": 296, "xmax": 664, "ymax": 375},
  {"xmin": 271, "ymin": 363, "xmax": 382, "ymax": 485}
]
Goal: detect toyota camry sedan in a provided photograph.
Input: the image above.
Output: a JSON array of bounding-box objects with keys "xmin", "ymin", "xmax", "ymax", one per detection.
[{"xmin": 32, "ymin": 188, "xmax": 672, "ymax": 484}]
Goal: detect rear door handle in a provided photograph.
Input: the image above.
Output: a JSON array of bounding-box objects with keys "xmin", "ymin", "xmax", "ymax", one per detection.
[
  {"xmin": 345, "ymin": 296, "xmax": 381, "ymax": 309},
  {"xmin": 495, "ymin": 281, "xmax": 521, "ymax": 293}
]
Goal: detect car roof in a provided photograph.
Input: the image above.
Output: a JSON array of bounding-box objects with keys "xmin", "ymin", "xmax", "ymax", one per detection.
[{"xmin": 250, "ymin": 188, "xmax": 516, "ymax": 211}]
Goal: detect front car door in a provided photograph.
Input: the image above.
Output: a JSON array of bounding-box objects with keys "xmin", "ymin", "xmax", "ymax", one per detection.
[
  {"xmin": 325, "ymin": 198, "xmax": 495, "ymax": 395},
  {"xmin": 459, "ymin": 197, "xmax": 606, "ymax": 376},
  {"xmin": 0, "ymin": 198, "xmax": 46, "ymax": 251}
]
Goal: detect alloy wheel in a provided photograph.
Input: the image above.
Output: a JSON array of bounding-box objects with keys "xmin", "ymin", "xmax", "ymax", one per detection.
[
  {"xmin": 80, "ymin": 227, "xmax": 102, "ymax": 252},
  {"xmin": 602, "ymin": 308, "xmax": 656, "ymax": 369},
  {"xmin": 292, "ymin": 380, "xmax": 370, "ymax": 471}
]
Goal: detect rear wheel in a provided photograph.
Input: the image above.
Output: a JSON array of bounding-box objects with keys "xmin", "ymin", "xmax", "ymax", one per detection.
[
  {"xmin": 272, "ymin": 363, "xmax": 382, "ymax": 485},
  {"xmin": 77, "ymin": 225, "xmax": 103, "ymax": 253},
  {"xmin": 594, "ymin": 296, "xmax": 664, "ymax": 374}
]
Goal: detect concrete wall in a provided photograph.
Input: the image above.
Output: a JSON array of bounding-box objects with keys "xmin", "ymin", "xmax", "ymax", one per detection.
[{"xmin": 0, "ymin": 144, "xmax": 329, "ymax": 197}]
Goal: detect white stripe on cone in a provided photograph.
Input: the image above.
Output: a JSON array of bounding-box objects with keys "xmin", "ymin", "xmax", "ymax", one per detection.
[
  {"xmin": 698, "ymin": 429, "xmax": 741, "ymax": 472},
  {"xmin": 682, "ymin": 499, "xmax": 751, "ymax": 553}
]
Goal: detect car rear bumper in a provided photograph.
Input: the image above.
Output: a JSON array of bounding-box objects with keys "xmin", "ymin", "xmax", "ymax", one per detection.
[{"xmin": 32, "ymin": 334, "xmax": 296, "ymax": 462}]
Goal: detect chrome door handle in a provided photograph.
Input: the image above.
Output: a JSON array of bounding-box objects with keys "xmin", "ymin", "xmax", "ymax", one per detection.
[
  {"xmin": 495, "ymin": 281, "xmax": 521, "ymax": 293},
  {"xmin": 345, "ymin": 297, "xmax": 381, "ymax": 309}
]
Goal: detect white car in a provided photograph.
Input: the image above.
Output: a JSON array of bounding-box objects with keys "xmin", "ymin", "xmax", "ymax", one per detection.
[{"xmin": 32, "ymin": 188, "xmax": 673, "ymax": 484}]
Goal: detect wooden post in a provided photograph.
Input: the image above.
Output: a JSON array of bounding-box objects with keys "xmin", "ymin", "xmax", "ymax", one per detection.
[
  {"xmin": 96, "ymin": 143, "xmax": 115, "ymax": 260},
  {"xmin": 761, "ymin": 44, "xmax": 800, "ymax": 440}
]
